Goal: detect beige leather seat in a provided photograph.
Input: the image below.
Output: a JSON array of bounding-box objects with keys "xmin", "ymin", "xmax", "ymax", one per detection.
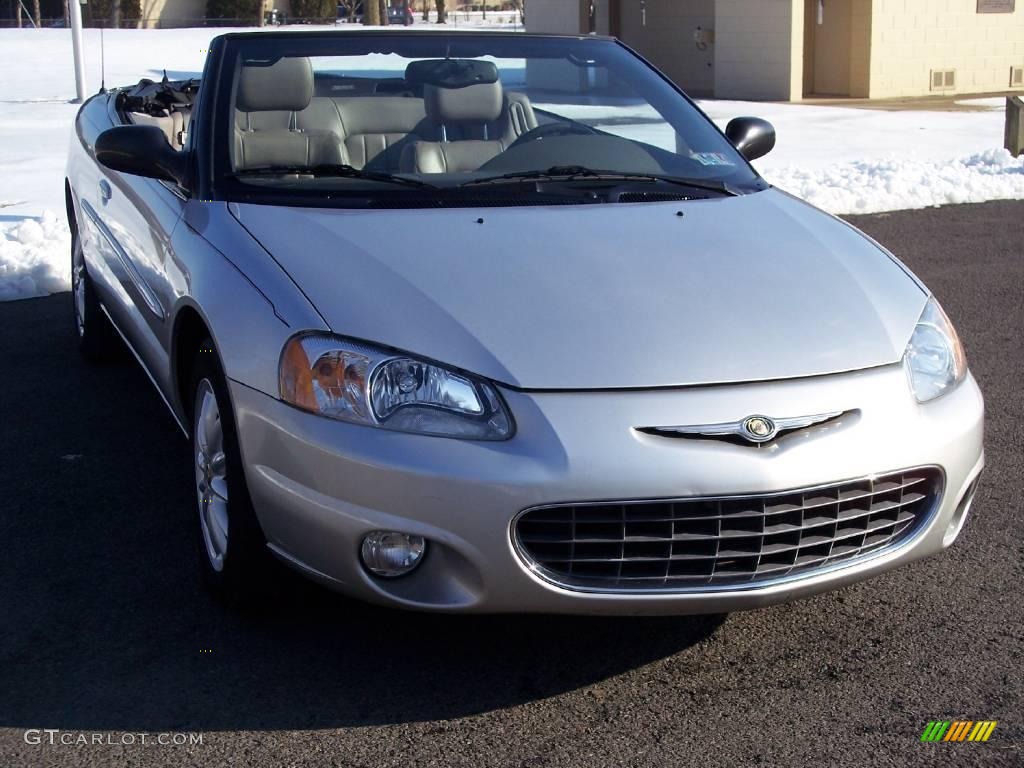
[
  {"xmin": 234, "ymin": 58, "xmax": 343, "ymax": 170},
  {"xmin": 401, "ymin": 80, "xmax": 538, "ymax": 174},
  {"xmin": 231, "ymin": 58, "xmax": 537, "ymax": 175},
  {"xmin": 295, "ymin": 96, "xmax": 442, "ymax": 172},
  {"xmin": 129, "ymin": 109, "xmax": 191, "ymax": 150}
]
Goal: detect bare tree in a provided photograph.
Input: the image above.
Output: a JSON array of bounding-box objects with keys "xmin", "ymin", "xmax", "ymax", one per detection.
[
  {"xmin": 111, "ymin": 0, "xmax": 121, "ymax": 28},
  {"xmin": 422, "ymin": 0, "xmax": 428, "ymax": 21},
  {"xmin": 364, "ymin": 0, "xmax": 380, "ymax": 24},
  {"xmin": 32, "ymin": 0, "xmax": 40, "ymax": 27},
  {"xmin": 433, "ymin": 0, "xmax": 444, "ymax": 23},
  {"xmin": 510, "ymin": 0, "xmax": 524, "ymax": 25},
  {"xmin": 337, "ymin": 0, "xmax": 357, "ymax": 21},
  {"xmin": 379, "ymin": 0, "xmax": 389, "ymax": 25}
]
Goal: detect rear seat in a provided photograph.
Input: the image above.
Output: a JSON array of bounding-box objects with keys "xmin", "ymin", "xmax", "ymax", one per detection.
[
  {"xmin": 233, "ymin": 56, "xmax": 538, "ymax": 174},
  {"xmin": 295, "ymin": 96, "xmax": 441, "ymax": 172},
  {"xmin": 295, "ymin": 90, "xmax": 535, "ymax": 173},
  {"xmin": 128, "ymin": 109, "xmax": 191, "ymax": 151}
]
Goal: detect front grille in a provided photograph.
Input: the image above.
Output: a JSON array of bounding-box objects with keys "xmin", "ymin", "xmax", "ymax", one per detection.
[{"xmin": 514, "ymin": 468, "xmax": 943, "ymax": 592}]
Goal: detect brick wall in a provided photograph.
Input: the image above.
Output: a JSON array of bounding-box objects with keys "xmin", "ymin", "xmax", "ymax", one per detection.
[{"xmin": 869, "ymin": 0, "xmax": 1024, "ymax": 97}]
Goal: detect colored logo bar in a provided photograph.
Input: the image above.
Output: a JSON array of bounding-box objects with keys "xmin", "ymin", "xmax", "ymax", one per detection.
[{"xmin": 921, "ymin": 721, "xmax": 997, "ymax": 742}]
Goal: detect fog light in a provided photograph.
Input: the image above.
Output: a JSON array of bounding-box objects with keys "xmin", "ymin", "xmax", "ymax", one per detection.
[{"xmin": 360, "ymin": 531, "xmax": 426, "ymax": 577}]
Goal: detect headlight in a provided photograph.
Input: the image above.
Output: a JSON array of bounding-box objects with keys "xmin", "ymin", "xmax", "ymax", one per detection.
[
  {"xmin": 279, "ymin": 333, "xmax": 513, "ymax": 440},
  {"xmin": 903, "ymin": 297, "xmax": 967, "ymax": 403}
]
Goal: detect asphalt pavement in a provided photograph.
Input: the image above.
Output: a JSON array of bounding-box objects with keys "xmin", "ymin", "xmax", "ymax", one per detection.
[{"xmin": 0, "ymin": 201, "xmax": 1021, "ymax": 767}]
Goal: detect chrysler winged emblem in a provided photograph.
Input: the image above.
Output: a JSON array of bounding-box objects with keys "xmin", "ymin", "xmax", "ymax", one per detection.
[
  {"xmin": 637, "ymin": 411, "xmax": 847, "ymax": 445},
  {"xmin": 741, "ymin": 415, "xmax": 776, "ymax": 442}
]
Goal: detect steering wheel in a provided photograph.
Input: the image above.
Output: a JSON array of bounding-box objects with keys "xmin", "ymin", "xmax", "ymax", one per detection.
[{"xmin": 508, "ymin": 121, "xmax": 601, "ymax": 150}]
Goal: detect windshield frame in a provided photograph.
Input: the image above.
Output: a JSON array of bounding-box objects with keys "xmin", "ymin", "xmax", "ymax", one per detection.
[{"xmin": 205, "ymin": 30, "xmax": 769, "ymax": 209}]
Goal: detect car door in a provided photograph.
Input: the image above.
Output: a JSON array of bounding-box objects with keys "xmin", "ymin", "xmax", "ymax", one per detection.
[{"xmin": 78, "ymin": 100, "xmax": 187, "ymax": 397}]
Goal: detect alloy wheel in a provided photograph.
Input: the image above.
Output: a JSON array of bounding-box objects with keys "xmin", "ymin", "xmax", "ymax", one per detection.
[{"xmin": 194, "ymin": 378, "xmax": 230, "ymax": 572}]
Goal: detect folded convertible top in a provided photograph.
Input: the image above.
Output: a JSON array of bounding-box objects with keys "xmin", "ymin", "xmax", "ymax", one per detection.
[{"xmin": 117, "ymin": 75, "xmax": 200, "ymax": 117}]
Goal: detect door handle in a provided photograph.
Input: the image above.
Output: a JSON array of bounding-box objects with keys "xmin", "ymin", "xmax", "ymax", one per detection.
[{"xmin": 99, "ymin": 179, "xmax": 112, "ymax": 205}]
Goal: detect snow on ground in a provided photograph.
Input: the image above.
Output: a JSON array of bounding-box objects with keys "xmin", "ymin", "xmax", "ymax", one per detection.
[
  {"xmin": 1, "ymin": 26, "xmax": 1022, "ymax": 301},
  {"xmin": 701, "ymin": 100, "xmax": 1024, "ymax": 215},
  {"xmin": 0, "ymin": 212, "xmax": 70, "ymax": 302},
  {"xmin": 955, "ymin": 97, "xmax": 1010, "ymax": 110}
]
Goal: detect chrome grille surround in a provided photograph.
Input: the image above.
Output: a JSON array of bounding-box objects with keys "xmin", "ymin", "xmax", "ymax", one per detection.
[{"xmin": 512, "ymin": 468, "xmax": 944, "ymax": 594}]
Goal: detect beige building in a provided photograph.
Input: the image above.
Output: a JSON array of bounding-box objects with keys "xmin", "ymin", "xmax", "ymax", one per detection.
[
  {"xmin": 132, "ymin": 0, "xmax": 293, "ymax": 28},
  {"xmin": 134, "ymin": 0, "xmax": 206, "ymax": 28},
  {"xmin": 527, "ymin": 0, "xmax": 1024, "ymax": 100}
]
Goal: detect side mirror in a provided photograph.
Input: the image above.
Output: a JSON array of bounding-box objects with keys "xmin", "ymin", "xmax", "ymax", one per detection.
[
  {"xmin": 94, "ymin": 125, "xmax": 188, "ymax": 187},
  {"xmin": 725, "ymin": 117, "xmax": 776, "ymax": 162}
]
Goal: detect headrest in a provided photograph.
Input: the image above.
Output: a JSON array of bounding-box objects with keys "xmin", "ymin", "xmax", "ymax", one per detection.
[
  {"xmin": 425, "ymin": 81, "xmax": 504, "ymax": 124},
  {"xmin": 237, "ymin": 57, "xmax": 313, "ymax": 112}
]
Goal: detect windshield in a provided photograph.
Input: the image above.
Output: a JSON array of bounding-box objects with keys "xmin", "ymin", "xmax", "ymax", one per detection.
[{"xmin": 215, "ymin": 33, "xmax": 765, "ymax": 207}]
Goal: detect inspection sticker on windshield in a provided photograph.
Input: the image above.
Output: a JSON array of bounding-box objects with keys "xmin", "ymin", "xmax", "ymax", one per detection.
[{"xmin": 691, "ymin": 152, "xmax": 734, "ymax": 167}]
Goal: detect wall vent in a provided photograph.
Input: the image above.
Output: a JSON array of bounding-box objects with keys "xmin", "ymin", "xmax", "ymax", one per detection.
[
  {"xmin": 1012, "ymin": 66, "xmax": 1024, "ymax": 88},
  {"xmin": 931, "ymin": 69, "xmax": 957, "ymax": 91}
]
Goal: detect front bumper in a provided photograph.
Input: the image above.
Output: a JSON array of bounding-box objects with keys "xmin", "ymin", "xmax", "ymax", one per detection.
[{"xmin": 229, "ymin": 363, "xmax": 984, "ymax": 615}]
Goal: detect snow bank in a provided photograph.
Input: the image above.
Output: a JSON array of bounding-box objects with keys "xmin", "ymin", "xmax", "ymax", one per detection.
[
  {"xmin": 954, "ymin": 97, "xmax": 1007, "ymax": 110},
  {"xmin": 766, "ymin": 149, "xmax": 1024, "ymax": 215},
  {"xmin": 0, "ymin": 212, "xmax": 71, "ymax": 302}
]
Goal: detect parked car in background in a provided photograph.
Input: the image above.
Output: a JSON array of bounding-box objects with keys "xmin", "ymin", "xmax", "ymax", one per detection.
[
  {"xmin": 388, "ymin": 1, "xmax": 414, "ymax": 25},
  {"xmin": 65, "ymin": 31, "xmax": 984, "ymax": 615}
]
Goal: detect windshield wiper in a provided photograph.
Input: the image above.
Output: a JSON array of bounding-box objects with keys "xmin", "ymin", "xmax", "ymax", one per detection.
[
  {"xmin": 228, "ymin": 164, "xmax": 437, "ymax": 189},
  {"xmin": 460, "ymin": 166, "xmax": 737, "ymax": 196}
]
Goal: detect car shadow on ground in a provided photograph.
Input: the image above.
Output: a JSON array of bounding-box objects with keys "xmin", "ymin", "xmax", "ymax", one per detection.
[{"xmin": 0, "ymin": 294, "xmax": 724, "ymax": 733}]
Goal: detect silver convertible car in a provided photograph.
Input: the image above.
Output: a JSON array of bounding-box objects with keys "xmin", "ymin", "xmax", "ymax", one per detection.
[{"xmin": 65, "ymin": 31, "xmax": 984, "ymax": 614}]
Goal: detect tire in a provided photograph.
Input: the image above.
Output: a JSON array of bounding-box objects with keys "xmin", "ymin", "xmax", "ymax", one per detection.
[
  {"xmin": 72, "ymin": 231, "xmax": 121, "ymax": 361},
  {"xmin": 190, "ymin": 338, "xmax": 272, "ymax": 604}
]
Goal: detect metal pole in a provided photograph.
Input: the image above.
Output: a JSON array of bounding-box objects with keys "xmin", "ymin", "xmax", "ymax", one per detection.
[{"xmin": 69, "ymin": 0, "xmax": 87, "ymax": 103}]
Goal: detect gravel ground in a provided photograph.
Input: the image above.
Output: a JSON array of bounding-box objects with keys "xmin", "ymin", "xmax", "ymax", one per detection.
[{"xmin": 0, "ymin": 200, "xmax": 1020, "ymax": 767}]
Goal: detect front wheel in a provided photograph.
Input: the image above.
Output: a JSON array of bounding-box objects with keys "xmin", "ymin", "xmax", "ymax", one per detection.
[{"xmin": 190, "ymin": 339, "xmax": 271, "ymax": 603}]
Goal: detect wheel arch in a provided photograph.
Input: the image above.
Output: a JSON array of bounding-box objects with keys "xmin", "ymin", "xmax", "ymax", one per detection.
[{"xmin": 172, "ymin": 303, "xmax": 216, "ymax": 426}]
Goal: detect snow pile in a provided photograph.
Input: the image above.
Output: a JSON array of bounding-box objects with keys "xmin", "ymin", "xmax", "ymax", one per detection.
[
  {"xmin": 765, "ymin": 149, "xmax": 1024, "ymax": 215},
  {"xmin": 0, "ymin": 211, "xmax": 71, "ymax": 302},
  {"xmin": 954, "ymin": 97, "xmax": 1007, "ymax": 110}
]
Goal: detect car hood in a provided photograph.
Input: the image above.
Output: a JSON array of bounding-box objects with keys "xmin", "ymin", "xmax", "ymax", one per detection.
[{"xmin": 231, "ymin": 189, "xmax": 926, "ymax": 390}]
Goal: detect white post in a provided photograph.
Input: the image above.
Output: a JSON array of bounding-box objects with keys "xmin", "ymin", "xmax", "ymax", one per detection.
[{"xmin": 69, "ymin": 0, "xmax": 87, "ymax": 103}]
